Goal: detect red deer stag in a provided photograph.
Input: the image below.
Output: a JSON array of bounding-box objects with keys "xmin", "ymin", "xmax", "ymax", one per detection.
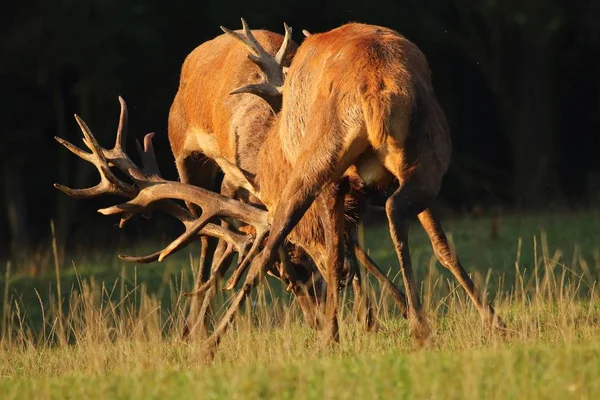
[
  {"xmin": 167, "ymin": 21, "xmax": 409, "ymax": 334},
  {"xmin": 199, "ymin": 21, "xmax": 506, "ymax": 355},
  {"xmin": 54, "ymin": 23, "xmax": 408, "ymax": 340},
  {"xmin": 165, "ymin": 23, "xmax": 326, "ymax": 337},
  {"xmin": 53, "ymin": 97, "xmax": 405, "ymax": 343}
]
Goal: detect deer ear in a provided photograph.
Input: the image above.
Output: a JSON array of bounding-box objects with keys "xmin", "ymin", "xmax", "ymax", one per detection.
[{"xmin": 213, "ymin": 156, "xmax": 260, "ymax": 196}]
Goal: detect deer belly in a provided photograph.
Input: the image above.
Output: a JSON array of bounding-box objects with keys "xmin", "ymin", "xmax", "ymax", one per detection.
[
  {"xmin": 352, "ymin": 155, "xmax": 391, "ymax": 186},
  {"xmin": 185, "ymin": 128, "xmax": 220, "ymax": 159}
]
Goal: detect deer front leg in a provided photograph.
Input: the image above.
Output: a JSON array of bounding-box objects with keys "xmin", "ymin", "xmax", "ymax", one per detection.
[
  {"xmin": 270, "ymin": 252, "xmax": 326, "ymax": 330},
  {"xmin": 174, "ymin": 152, "xmax": 221, "ymax": 340},
  {"xmin": 354, "ymin": 245, "xmax": 408, "ymax": 319},
  {"xmin": 183, "ymin": 236, "xmax": 218, "ymax": 339},
  {"xmin": 202, "ymin": 182, "xmax": 327, "ymax": 356},
  {"xmin": 344, "ymin": 226, "xmax": 379, "ymax": 331},
  {"xmin": 202, "ymin": 214, "xmax": 317, "ymax": 357},
  {"xmin": 350, "ymin": 259, "xmax": 378, "ymax": 332},
  {"xmin": 183, "ymin": 179, "xmax": 238, "ymax": 340}
]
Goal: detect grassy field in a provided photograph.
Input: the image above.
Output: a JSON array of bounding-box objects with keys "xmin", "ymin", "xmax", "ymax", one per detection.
[{"xmin": 1, "ymin": 211, "xmax": 599, "ymax": 399}]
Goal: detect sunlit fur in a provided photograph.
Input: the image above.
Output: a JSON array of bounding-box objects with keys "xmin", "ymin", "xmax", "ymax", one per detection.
[
  {"xmin": 168, "ymin": 29, "xmax": 365, "ymax": 282},
  {"xmin": 244, "ymin": 24, "xmax": 453, "ymax": 273}
]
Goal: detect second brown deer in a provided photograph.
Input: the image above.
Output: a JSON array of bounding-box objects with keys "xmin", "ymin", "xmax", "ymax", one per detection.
[
  {"xmin": 201, "ymin": 21, "xmax": 506, "ymax": 355},
  {"xmin": 166, "ymin": 22, "xmax": 407, "ymax": 336}
]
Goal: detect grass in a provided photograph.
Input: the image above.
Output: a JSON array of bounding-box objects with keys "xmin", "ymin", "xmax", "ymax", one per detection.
[{"xmin": 1, "ymin": 210, "xmax": 599, "ymax": 399}]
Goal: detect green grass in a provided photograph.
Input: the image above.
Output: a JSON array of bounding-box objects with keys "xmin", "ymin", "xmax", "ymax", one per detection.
[{"xmin": 1, "ymin": 211, "xmax": 599, "ymax": 399}]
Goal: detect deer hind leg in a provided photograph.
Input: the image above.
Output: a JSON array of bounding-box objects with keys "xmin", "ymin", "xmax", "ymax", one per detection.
[
  {"xmin": 354, "ymin": 245, "xmax": 409, "ymax": 319},
  {"xmin": 418, "ymin": 209, "xmax": 506, "ymax": 330},
  {"xmin": 384, "ymin": 182, "xmax": 432, "ymax": 345},
  {"xmin": 315, "ymin": 181, "xmax": 350, "ymax": 344}
]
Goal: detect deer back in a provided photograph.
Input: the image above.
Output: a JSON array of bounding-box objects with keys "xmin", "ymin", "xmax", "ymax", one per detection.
[
  {"xmin": 273, "ymin": 23, "xmax": 451, "ymax": 190},
  {"xmin": 168, "ymin": 30, "xmax": 297, "ymax": 170}
]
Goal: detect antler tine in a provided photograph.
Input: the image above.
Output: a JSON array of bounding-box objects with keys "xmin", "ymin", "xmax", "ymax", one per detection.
[
  {"xmin": 275, "ymin": 23, "xmax": 292, "ymax": 64},
  {"xmin": 118, "ymin": 201, "xmax": 252, "ymax": 264},
  {"xmin": 223, "ymin": 226, "xmax": 269, "ymax": 290},
  {"xmin": 54, "ymin": 166, "xmax": 129, "ymax": 199},
  {"xmin": 96, "ymin": 179, "xmax": 269, "ymax": 264},
  {"xmin": 240, "ymin": 17, "xmax": 266, "ymax": 58},
  {"xmin": 54, "ymin": 136, "xmax": 93, "ymax": 163},
  {"xmin": 135, "ymin": 132, "xmax": 161, "ymax": 177},
  {"xmin": 53, "ymin": 114, "xmax": 137, "ymax": 198},
  {"xmin": 220, "ymin": 18, "xmax": 266, "ymax": 59},
  {"xmin": 157, "ymin": 201, "xmax": 253, "ymax": 255},
  {"xmin": 74, "ymin": 114, "xmax": 108, "ymax": 162},
  {"xmin": 223, "ymin": 18, "xmax": 292, "ymax": 110},
  {"xmin": 156, "ymin": 211, "xmax": 217, "ymax": 262},
  {"xmin": 302, "ymin": 29, "xmax": 312, "ymax": 38},
  {"xmin": 229, "ymin": 84, "xmax": 282, "ymax": 114},
  {"xmin": 114, "ymin": 95, "xmax": 128, "ymax": 154}
]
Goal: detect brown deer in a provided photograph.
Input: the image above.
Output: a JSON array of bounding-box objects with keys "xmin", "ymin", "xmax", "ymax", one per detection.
[
  {"xmin": 54, "ymin": 23, "xmax": 408, "ymax": 340},
  {"xmin": 166, "ymin": 21, "xmax": 413, "ymax": 335},
  {"xmin": 198, "ymin": 21, "xmax": 506, "ymax": 355},
  {"xmin": 53, "ymin": 97, "xmax": 328, "ymax": 331},
  {"xmin": 165, "ymin": 23, "xmax": 320, "ymax": 337},
  {"xmin": 52, "ymin": 97, "xmax": 404, "ymax": 341}
]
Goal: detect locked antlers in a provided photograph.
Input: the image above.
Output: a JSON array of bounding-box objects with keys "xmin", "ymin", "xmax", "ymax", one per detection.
[{"xmin": 55, "ymin": 97, "xmax": 269, "ymax": 268}]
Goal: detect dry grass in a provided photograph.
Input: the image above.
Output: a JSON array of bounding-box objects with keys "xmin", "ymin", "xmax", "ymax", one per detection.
[{"xmin": 0, "ymin": 212, "xmax": 599, "ymax": 399}]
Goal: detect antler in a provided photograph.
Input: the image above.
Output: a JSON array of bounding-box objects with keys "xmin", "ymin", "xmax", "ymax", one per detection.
[
  {"xmin": 221, "ymin": 18, "xmax": 293, "ymax": 112},
  {"xmin": 55, "ymin": 97, "xmax": 267, "ymax": 266}
]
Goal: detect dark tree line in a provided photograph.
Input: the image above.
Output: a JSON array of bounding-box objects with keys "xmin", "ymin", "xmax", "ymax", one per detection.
[{"xmin": 1, "ymin": 0, "xmax": 599, "ymax": 265}]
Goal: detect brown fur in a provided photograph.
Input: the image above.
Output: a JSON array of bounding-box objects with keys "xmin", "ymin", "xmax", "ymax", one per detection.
[
  {"xmin": 168, "ymin": 30, "xmax": 294, "ymax": 189},
  {"xmin": 169, "ymin": 28, "xmax": 365, "ymax": 282},
  {"xmin": 204, "ymin": 23, "xmax": 505, "ymax": 352}
]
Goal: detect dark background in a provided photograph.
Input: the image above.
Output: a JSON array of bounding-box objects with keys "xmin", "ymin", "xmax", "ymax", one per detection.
[{"xmin": 1, "ymin": 0, "xmax": 599, "ymax": 266}]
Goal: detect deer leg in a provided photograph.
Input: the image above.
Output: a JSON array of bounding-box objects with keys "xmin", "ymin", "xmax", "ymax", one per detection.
[
  {"xmin": 354, "ymin": 245, "xmax": 408, "ymax": 319},
  {"xmin": 202, "ymin": 215, "xmax": 316, "ymax": 356},
  {"xmin": 385, "ymin": 185, "xmax": 431, "ymax": 344},
  {"xmin": 200, "ymin": 254, "xmax": 264, "ymax": 359},
  {"xmin": 183, "ymin": 236, "xmax": 218, "ymax": 339},
  {"xmin": 177, "ymin": 156, "xmax": 221, "ymax": 339},
  {"xmin": 270, "ymin": 253, "xmax": 326, "ymax": 330},
  {"xmin": 188, "ymin": 178, "xmax": 249, "ymax": 339},
  {"xmin": 315, "ymin": 182, "xmax": 349, "ymax": 344},
  {"xmin": 350, "ymin": 259, "xmax": 379, "ymax": 332},
  {"xmin": 418, "ymin": 209, "xmax": 506, "ymax": 330},
  {"xmin": 344, "ymin": 230, "xmax": 379, "ymax": 331},
  {"xmin": 292, "ymin": 275, "xmax": 326, "ymax": 330},
  {"xmin": 203, "ymin": 199, "xmax": 322, "ymax": 356}
]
